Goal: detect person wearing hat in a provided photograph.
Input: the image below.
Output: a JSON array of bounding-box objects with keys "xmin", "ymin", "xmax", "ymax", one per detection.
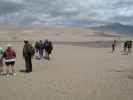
[
  {"xmin": 3, "ymin": 44, "xmax": 16, "ymax": 76},
  {"xmin": 23, "ymin": 40, "xmax": 35, "ymax": 73}
]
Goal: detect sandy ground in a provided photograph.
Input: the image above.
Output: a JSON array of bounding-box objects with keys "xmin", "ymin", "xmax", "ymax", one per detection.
[
  {"xmin": 0, "ymin": 26, "xmax": 132, "ymax": 100},
  {"xmin": 0, "ymin": 43, "xmax": 132, "ymax": 100}
]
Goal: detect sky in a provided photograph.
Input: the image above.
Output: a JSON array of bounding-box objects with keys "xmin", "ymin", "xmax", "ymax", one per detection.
[{"xmin": 0, "ymin": 0, "xmax": 132, "ymax": 27}]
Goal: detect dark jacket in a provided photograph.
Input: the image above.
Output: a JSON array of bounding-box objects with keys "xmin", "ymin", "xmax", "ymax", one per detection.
[
  {"xmin": 47, "ymin": 42, "xmax": 53, "ymax": 54},
  {"xmin": 23, "ymin": 43, "xmax": 35, "ymax": 58},
  {"xmin": 35, "ymin": 41, "xmax": 40, "ymax": 50}
]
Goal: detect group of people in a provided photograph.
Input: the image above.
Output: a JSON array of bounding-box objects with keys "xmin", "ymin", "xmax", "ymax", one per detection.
[
  {"xmin": 0, "ymin": 38, "xmax": 132, "ymax": 77},
  {"xmin": 0, "ymin": 39, "xmax": 53, "ymax": 77},
  {"xmin": 23, "ymin": 39, "xmax": 53, "ymax": 73},
  {"xmin": 112, "ymin": 39, "xmax": 132, "ymax": 55},
  {"xmin": 34, "ymin": 39, "xmax": 53, "ymax": 60}
]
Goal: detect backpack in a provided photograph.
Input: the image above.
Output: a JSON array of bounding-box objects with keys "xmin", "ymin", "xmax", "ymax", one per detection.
[{"xmin": 29, "ymin": 46, "xmax": 35, "ymax": 56}]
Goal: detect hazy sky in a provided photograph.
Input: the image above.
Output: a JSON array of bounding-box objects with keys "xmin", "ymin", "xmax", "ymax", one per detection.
[{"xmin": 0, "ymin": 0, "xmax": 132, "ymax": 26}]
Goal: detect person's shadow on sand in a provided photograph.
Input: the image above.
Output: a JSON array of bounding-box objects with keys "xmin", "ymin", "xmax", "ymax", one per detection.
[
  {"xmin": 108, "ymin": 51, "xmax": 115, "ymax": 54},
  {"xmin": 19, "ymin": 69, "xmax": 27, "ymax": 73},
  {"xmin": 128, "ymin": 75, "xmax": 133, "ymax": 79},
  {"xmin": 19, "ymin": 69, "xmax": 32, "ymax": 73}
]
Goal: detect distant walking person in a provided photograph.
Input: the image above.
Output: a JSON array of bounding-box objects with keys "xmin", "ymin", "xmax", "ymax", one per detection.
[
  {"xmin": 45, "ymin": 41, "xmax": 53, "ymax": 60},
  {"xmin": 3, "ymin": 44, "xmax": 16, "ymax": 76},
  {"xmin": 47, "ymin": 41, "xmax": 53, "ymax": 60},
  {"xmin": 43, "ymin": 39, "xmax": 49, "ymax": 59},
  {"xmin": 35, "ymin": 41, "xmax": 40, "ymax": 53},
  {"xmin": 112, "ymin": 39, "xmax": 116, "ymax": 53},
  {"xmin": 34, "ymin": 41, "xmax": 41, "ymax": 59},
  {"xmin": 38, "ymin": 40, "xmax": 44, "ymax": 58},
  {"xmin": 34, "ymin": 40, "xmax": 44, "ymax": 59},
  {"xmin": 0, "ymin": 47, "xmax": 4, "ymax": 75},
  {"xmin": 23, "ymin": 40, "xmax": 35, "ymax": 73},
  {"xmin": 127, "ymin": 40, "xmax": 132, "ymax": 54},
  {"xmin": 123, "ymin": 41, "xmax": 128, "ymax": 53}
]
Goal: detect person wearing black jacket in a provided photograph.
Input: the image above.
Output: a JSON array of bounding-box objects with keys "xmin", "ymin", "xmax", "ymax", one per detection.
[
  {"xmin": 23, "ymin": 40, "xmax": 35, "ymax": 73},
  {"xmin": 45, "ymin": 41, "xmax": 53, "ymax": 60}
]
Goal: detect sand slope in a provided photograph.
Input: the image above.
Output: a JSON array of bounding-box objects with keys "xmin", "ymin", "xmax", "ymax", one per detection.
[{"xmin": 0, "ymin": 26, "xmax": 119, "ymax": 42}]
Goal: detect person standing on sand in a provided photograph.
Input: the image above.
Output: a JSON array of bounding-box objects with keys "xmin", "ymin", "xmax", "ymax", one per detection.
[
  {"xmin": 23, "ymin": 40, "xmax": 35, "ymax": 73},
  {"xmin": 38, "ymin": 40, "xmax": 44, "ymax": 59},
  {"xmin": 127, "ymin": 40, "xmax": 132, "ymax": 54},
  {"xmin": 112, "ymin": 39, "xmax": 116, "ymax": 53},
  {"xmin": 47, "ymin": 41, "xmax": 53, "ymax": 60},
  {"xmin": 43, "ymin": 39, "xmax": 49, "ymax": 59},
  {"xmin": 35, "ymin": 41, "xmax": 40, "ymax": 53},
  {"xmin": 3, "ymin": 44, "xmax": 16, "ymax": 76},
  {"xmin": 0, "ymin": 47, "xmax": 4, "ymax": 75},
  {"xmin": 123, "ymin": 41, "xmax": 128, "ymax": 53},
  {"xmin": 34, "ymin": 41, "xmax": 41, "ymax": 59}
]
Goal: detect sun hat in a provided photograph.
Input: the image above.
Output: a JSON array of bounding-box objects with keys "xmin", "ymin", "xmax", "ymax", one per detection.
[{"xmin": 7, "ymin": 44, "xmax": 12, "ymax": 48}]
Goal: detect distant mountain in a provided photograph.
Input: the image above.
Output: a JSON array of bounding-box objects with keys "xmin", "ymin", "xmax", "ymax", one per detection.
[{"xmin": 90, "ymin": 23, "xmax": 133, "ymax": 36}]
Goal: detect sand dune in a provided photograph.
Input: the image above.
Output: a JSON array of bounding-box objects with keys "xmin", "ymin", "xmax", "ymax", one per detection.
[
  {"xmin": 0, "ymin": 26, "xmax": 132, "ymax": 100},
  {"xmin": 0, "ymin": 26, "xmax": 120, "ymax": 42}
]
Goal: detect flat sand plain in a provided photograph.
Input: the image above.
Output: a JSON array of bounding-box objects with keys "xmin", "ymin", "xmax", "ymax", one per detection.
[{"xmin": 0, "ymin": 26, "xmax": 132, "ymax": 100}]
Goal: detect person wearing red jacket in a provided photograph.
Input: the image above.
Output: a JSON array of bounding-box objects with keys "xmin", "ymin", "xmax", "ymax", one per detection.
[{"xmin": 3, "ymin": 44, "xmax": 16, "ymax": 76}]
